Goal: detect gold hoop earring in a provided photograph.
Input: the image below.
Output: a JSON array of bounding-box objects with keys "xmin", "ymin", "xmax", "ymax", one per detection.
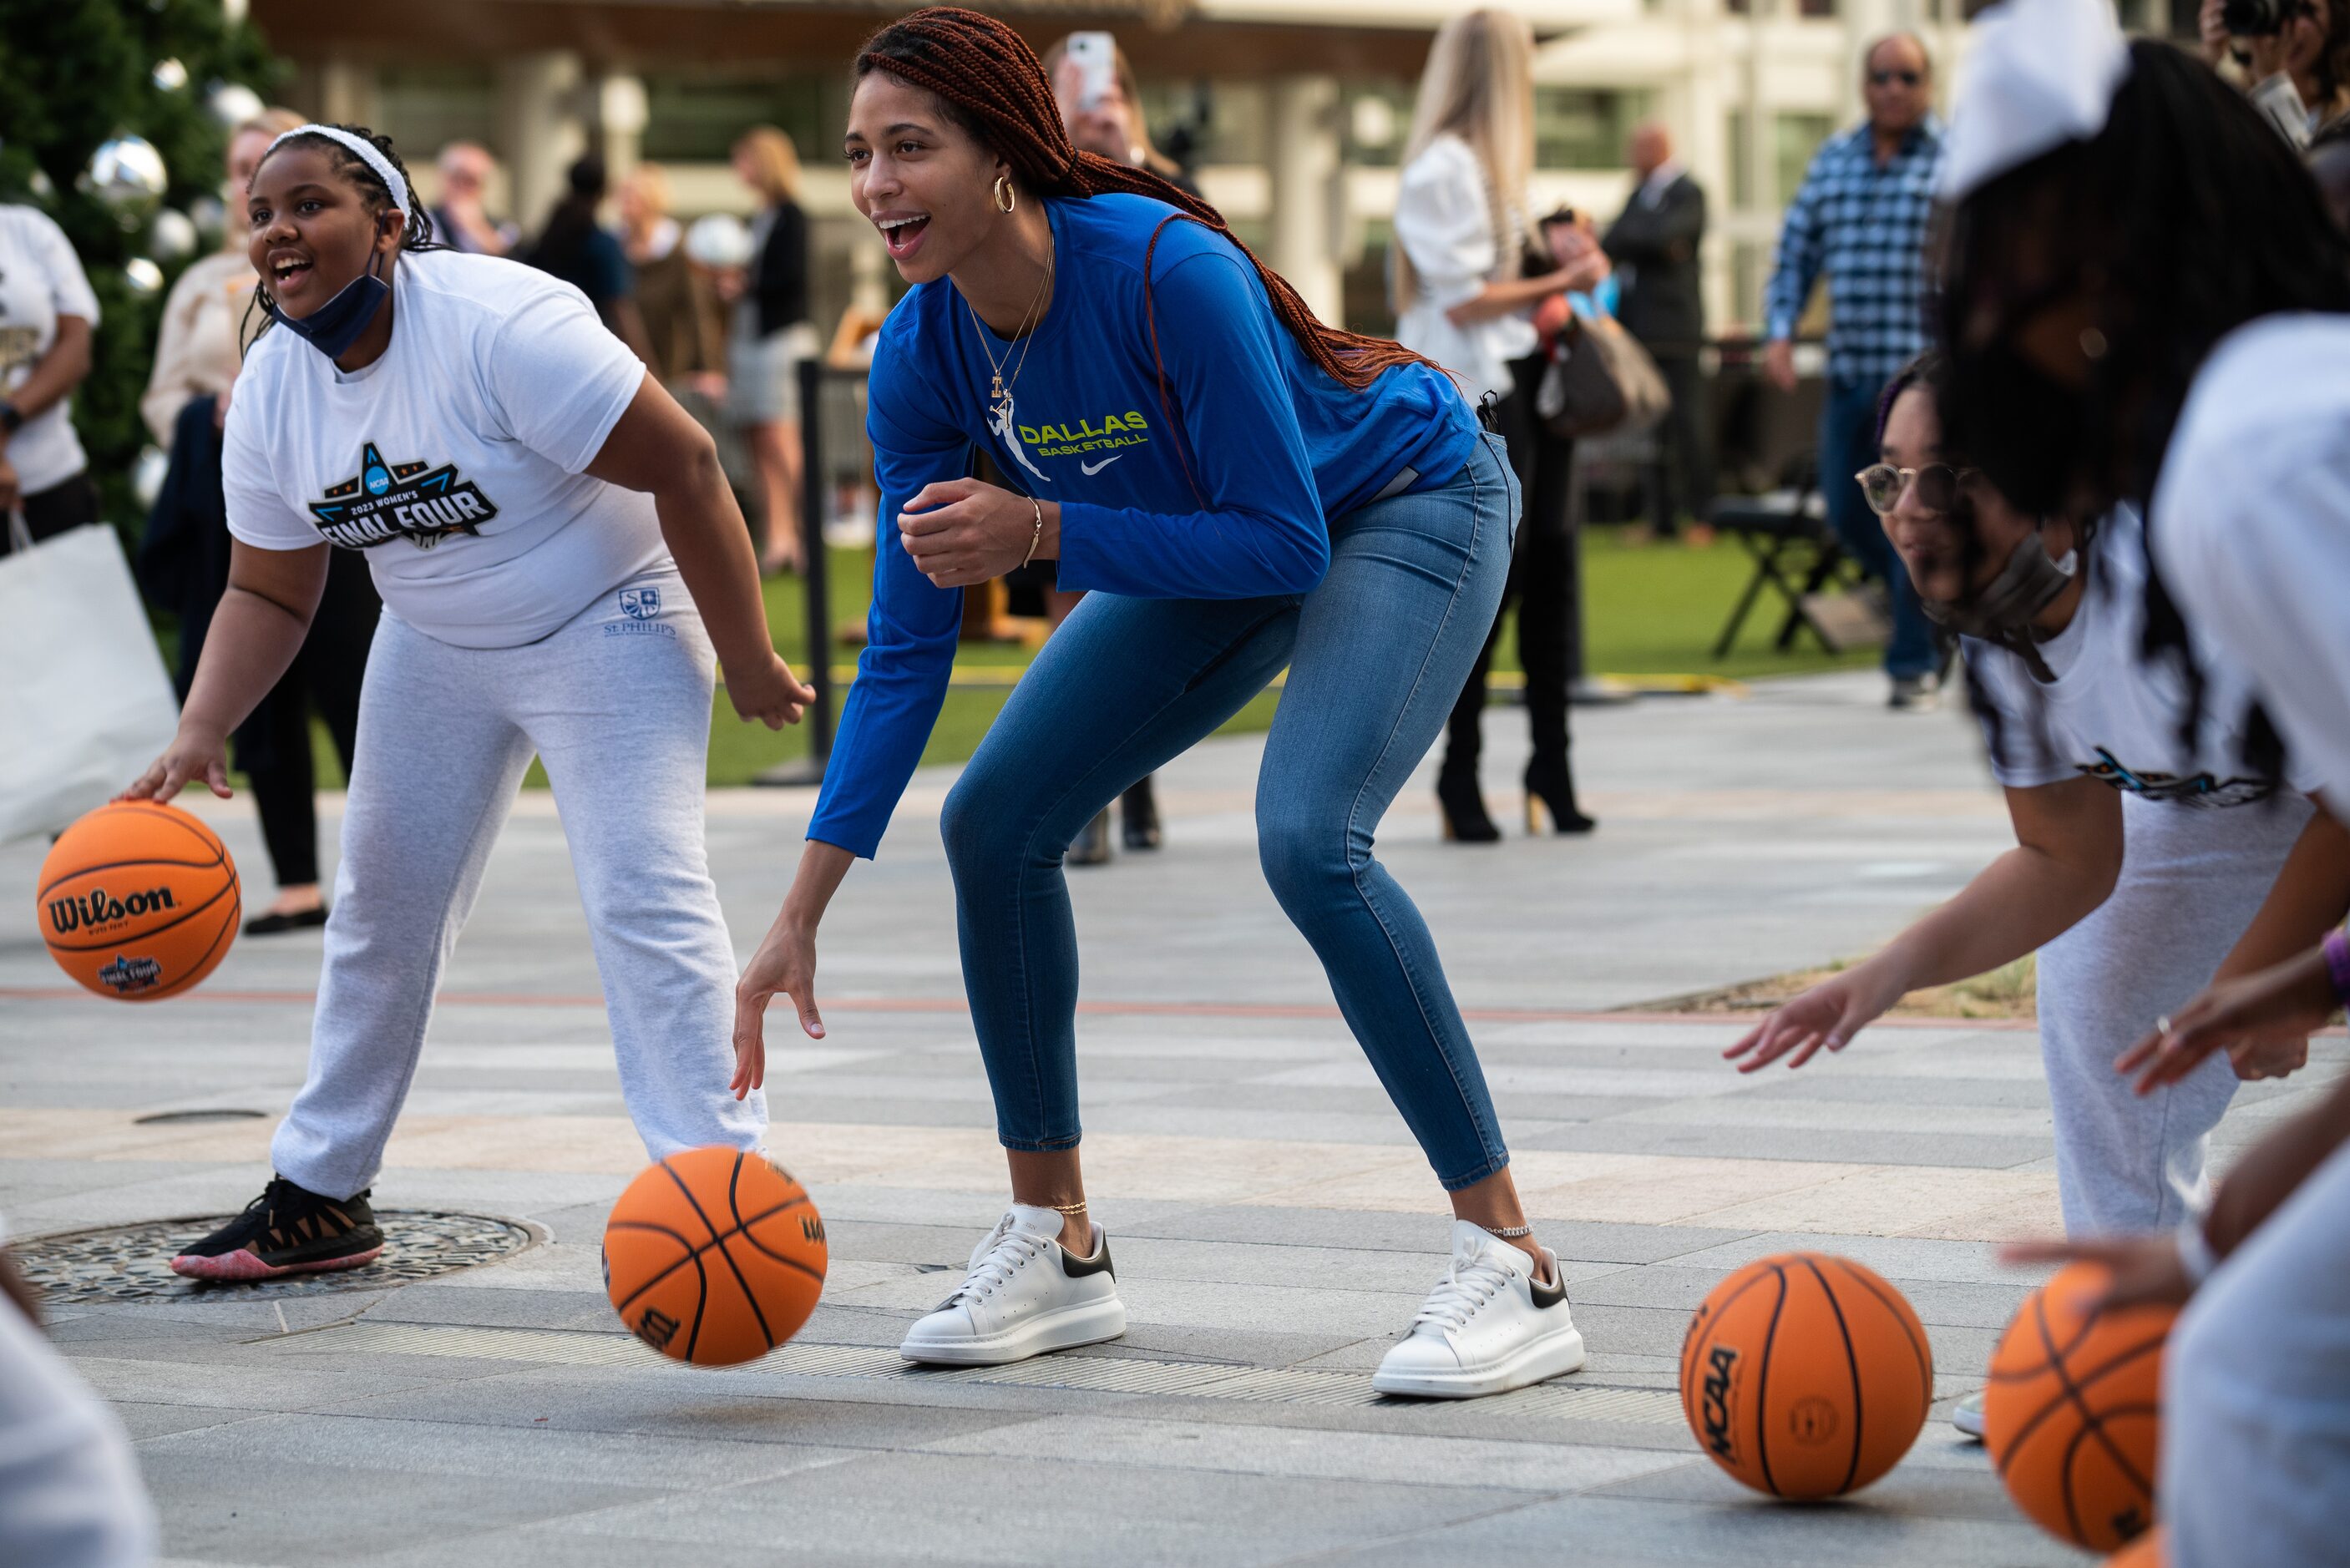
[{"xmin": 992, "ymin": 175, "xmax": 1016, "ymax": 215}]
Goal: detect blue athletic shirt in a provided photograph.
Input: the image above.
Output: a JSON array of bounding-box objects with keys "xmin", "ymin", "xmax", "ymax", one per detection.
[{"xmin": 808, "ymin": 191, "xmax": 1481, "ymax": 858}]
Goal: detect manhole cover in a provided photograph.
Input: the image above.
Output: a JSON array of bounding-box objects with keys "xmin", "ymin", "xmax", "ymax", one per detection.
[
  {"xmin": 13, "ymin": 1211, "xmax": 541, "ymax": 1305},
  {"xmin": 134, "ymin": 1109, "xmax": 267, "ymax": 1125}
]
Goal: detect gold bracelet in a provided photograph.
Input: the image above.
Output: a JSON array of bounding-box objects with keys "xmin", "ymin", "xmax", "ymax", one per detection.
[{"xmin": 1021, "ymin": 497, "xmax": 1045, "ymax": 568}]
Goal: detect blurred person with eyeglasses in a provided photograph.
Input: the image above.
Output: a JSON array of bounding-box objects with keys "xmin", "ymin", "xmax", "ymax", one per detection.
[
  {"xmin": 1760, "ymin": 34, "xmax": 1945, "ymax": 711},
  {"xmin": 428, "ymin": 141, "xmax": 516, "ymax": 258},
  {"xmin": 1729, "ymin": 354, "xmax": 2350, "ymax": 1447}
]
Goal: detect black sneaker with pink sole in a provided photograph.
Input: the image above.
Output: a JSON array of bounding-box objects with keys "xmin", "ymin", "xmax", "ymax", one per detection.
[{"xmin": 170, "ymin": 1176, "xmax": 384, "ymax": 1282}]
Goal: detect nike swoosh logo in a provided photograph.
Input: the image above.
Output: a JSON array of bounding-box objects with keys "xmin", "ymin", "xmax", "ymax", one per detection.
[{"xmin": 1079, "ymin": 455, "xmax": 1122, "ymax": 476}]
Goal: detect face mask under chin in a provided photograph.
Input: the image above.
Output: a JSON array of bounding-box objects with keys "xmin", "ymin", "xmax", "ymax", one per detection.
[
  {"xmin": 1920, "ymin": 528, "xmax": 2083, "ymax": 681},
  {"xmin": 265, "ymin": 245, "xmax": 393, "ymax": 360}
]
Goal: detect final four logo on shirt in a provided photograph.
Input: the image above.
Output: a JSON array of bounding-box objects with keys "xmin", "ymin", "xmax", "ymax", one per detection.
[{"xmin": 308, "ymin": 442, "xmax": 500, "ymax": 551}]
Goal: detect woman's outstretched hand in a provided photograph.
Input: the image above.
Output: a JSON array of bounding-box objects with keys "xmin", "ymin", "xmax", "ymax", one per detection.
[
  {"xmin": 731, "ymin": 909, "xmax": 827, "ymax": 1100},
  {"xmin": 1723, "ymin": 969, "xmax": 1895, "ymax": 1074},
  {"xmin": 2115, "ymin": 947, "xmax": 2336, "ymax": 1095},
  {"xmin": 119, "ymin": 722, "xmax": 233, "ymax": 802}
]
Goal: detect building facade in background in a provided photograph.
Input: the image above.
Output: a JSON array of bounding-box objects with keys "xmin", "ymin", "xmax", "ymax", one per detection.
[{"xmin": 252, "ymin": 0, "xmax": 2186, "ymax": 346}]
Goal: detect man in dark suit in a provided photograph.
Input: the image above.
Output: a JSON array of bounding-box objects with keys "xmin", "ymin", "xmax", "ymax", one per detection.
[{"xmin": 1603, "ymin": 124, "xmax": 1712, "ymax": 539}]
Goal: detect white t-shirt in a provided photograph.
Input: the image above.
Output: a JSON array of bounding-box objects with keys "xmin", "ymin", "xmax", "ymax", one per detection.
[
  {"xmin": 0, "ymin": 205, "xmax": 102, "ymax": 493},
  {"xmin": 224, "ymin": 249, "xmax": 665, "ymax": 649},
  {"xmin": 1392, "ymin": 134, "xmax": 1536, "ymax": 402},
  {"xmin": 2151, "ymin": 313, "xmax": 2350, "ymax": 817},
  {"xmin": 1965, "ymin": 504, "xmax": 2315, "ymax": 805}
]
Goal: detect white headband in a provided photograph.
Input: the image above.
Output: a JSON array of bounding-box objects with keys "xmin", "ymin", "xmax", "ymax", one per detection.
[
  {"xmin": 1939, "ymin": 0, "xmax": 2133, "ymax": 203},
  {"xmin": 264, "ymin": 124, "xmax": 411, "ymax": 219}
]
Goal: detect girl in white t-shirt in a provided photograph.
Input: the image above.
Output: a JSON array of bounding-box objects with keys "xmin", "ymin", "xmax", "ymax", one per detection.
[
  {"xmin": 1727, "ymin": 355, "xmax": 2349, "ymax": 1256},
  {"xmin": 121, "ymin": 124, "xmax": 815, "ymax": 1282}
]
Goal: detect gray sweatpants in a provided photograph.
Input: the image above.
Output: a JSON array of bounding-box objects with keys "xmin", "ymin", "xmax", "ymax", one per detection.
[
  {"xmin": 2164, "ymin": 1138, "xmax": 2350, "ymax": 1567},
  {"xmin": 2037, "ymin": 790, "xmax": 2312, "ymax": 1237},
  {"xmin": 271, "ymin": 572, "xmax": 767, "ymax": 1198}
]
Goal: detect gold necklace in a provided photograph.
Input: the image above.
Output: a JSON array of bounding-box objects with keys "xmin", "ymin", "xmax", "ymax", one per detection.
[{"xmin": 967, "ymin": 245, "xmax": 1056, "ymax": 422}]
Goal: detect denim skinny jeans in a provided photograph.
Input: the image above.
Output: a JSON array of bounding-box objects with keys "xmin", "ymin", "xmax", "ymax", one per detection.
[{"xmin": 939, "ymin": 429, "xmax": 1520, "ymax": 1191}]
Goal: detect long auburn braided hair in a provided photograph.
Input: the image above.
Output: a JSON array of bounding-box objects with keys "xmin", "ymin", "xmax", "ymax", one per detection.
[{"xmin": 856, "ymin": 7, "xmax": 1433, "ymax": 393}]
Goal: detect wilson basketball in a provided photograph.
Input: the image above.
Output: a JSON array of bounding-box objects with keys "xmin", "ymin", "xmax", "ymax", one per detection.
[
  {"xmin": 1984, "ymin": 1262, "xmax": 2174, "ymax": 1550},
  {"xmin": 602, "ymin": 1146, "xmax": 827, "ymax": 1366},
  {"xmin": 1680, "ymin": 1252, "xmax": 1934, "ymax": 1499},
  {"xmin": 37, "ymin": 800, "xmax": 241, "ymax": 1002}
]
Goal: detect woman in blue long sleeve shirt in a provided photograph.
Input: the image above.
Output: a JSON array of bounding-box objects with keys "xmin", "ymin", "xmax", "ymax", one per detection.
[{"xmin": 731, "ymin": 7, "xmax": 1588, "ymax": 1400}]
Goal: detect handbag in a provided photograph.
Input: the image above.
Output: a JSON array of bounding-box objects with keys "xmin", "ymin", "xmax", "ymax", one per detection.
[
  {"xmin": 0, "ymin": 513, "xmax": 181, "ymax": 842},
  {"xmin": 1536, "ymin": 306, "xmax": 1673, "ymax": 440}
]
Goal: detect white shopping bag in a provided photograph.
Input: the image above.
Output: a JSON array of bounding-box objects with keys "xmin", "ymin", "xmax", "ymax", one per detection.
[{"xmin": 0, "ymin": 514, "xmax": 181, "ymax": 842}]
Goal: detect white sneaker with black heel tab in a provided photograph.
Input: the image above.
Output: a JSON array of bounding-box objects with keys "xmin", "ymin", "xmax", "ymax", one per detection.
[
  {"xmin": 898, "ymin": 1204, "xmax": 1127, "ymax": 1366},
  {"xmin": 1373, "ymin": 1221, "xmax": 1588, "ymax": 1399}
]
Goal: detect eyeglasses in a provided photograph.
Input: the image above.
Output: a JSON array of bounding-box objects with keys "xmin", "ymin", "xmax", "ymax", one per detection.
[
  {"xmin": 1856, "ymin": 463, "xmax": 1974, "ymax": 515},
  {"xmin": 1869, "ymin": 69, "xmax": 1923, "ymax": 87}
]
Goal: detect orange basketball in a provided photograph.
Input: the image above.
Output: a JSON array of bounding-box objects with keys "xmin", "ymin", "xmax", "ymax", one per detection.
[
  {"xmin": 38, "ymin": 800, "xmax": 240, "ymax": 1002},
  {"xmin": 602, "ymin": 1146, "xmax": 827, "ymax": 1366},
  {"xmin": 1681, "ymin": 1252, "xmax": 1934, "ymax": 1499},
  {"xmin": 1985, "ymin": 1262, "xmax": 2174, "ymax": 1551}
]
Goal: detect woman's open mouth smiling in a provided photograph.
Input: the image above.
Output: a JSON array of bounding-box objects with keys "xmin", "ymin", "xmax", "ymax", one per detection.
[{"xmin": 875, "ymin": 212, "xmax": 931, "ymax": 260}]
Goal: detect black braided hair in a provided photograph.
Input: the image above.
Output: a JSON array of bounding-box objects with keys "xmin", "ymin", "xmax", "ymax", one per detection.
[
  {"xmin": 1939, "ymin": 42, "xmax": 2341, "ymax": 785},
  {"xmin": 243, "ymin": 123, "xmax": 443, "ymax": 349}
]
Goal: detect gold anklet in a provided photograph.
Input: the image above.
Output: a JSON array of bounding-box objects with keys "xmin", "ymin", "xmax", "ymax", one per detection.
[{"xmin": 1050, "ymin": 1200, "xmax": 1089, "ymax": 1214}]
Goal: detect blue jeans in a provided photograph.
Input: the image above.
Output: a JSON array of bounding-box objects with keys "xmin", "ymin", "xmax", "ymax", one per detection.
[
  {"xmin": 939, "ymin": 431, "xmax": 1519, "ymax": 1191},
  {"xmin": 1821, "ymin": 375, "xmax": 1935, "ymax": 680}
]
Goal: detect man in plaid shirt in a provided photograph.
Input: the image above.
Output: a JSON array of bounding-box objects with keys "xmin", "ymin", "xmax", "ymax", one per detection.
[{"xmin": 1764, "ymin": 35, "xmax": 1946, "ymax": 710}]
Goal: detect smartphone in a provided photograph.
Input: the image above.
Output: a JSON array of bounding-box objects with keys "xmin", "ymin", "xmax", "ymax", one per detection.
[{"xmin": 1066, "ymin": 32, "xmax": 1117, "ymax": 111}]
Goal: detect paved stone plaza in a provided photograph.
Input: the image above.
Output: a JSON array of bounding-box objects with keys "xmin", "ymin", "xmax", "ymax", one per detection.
[{"xmin": 6, "ymin": 670, "xmax": 2339, "ymax": 1566}]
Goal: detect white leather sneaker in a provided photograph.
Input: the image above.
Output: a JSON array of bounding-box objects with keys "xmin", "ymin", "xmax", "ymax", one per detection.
[
  {"xmin": 898, "ymin": 1204, "xmax": 1127, "ymax": 1366},
  {"xmin": 1373, "ymin": 1221, "xmax": 1588, "ymax": 1399}
]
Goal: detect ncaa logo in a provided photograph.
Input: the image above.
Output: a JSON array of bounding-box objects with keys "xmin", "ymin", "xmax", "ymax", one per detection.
[
  {"xmin": 620, "ymin": 586, "xmax": 661, "ymax": 620},
  {"xmin": 365, "ymin": 465, "xmax": 391, "ymax": 495}
]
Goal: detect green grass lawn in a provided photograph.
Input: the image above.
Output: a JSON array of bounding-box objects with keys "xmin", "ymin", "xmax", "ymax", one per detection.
[
  {"xmin": 287, "ymin": 528, "xmax": 1872, "ymax": 790},
  {"xmin": 691, "ymin": 528, "xmax": 1872, "ymax": 788}
]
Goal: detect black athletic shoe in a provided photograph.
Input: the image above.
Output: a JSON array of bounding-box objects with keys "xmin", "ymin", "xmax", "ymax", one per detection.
[
  {"xmin": 1120, "ymin": 777, "xmax": 1162, "ymax": 851},
  {"xmin": 244, "ymin": 905, "xmax": 330, "ymax": 937},
  {"xmin": 170, "ymin": 1176, "xmax": 384, "ymax": 1282}
]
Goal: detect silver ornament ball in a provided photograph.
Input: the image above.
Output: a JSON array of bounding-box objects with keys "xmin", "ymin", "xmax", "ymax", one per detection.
[
  {"xmin": 84, "ymin": 137, "xmax": 170, "ymax": 228},
  {"xmin": 207, "ymin": 83, "xmax": 266, "ymax": 128},
  {"xmin": 124, "ymin": 257, "xmax": 165, "ymax": 296},
  {"xmin": 149, "ymin": 209, "xmax": 200, "ymax": 260}
]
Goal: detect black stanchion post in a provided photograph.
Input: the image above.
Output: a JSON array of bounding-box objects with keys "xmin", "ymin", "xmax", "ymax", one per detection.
[{"xmin": 752, "ymin": 356, "xmax": 835, "ymax": 787}]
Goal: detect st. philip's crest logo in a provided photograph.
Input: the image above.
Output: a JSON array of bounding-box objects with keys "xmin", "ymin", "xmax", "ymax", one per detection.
[{"xmin": 309, "ymin": 442, "xmax": 499, "ymax": 551}]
